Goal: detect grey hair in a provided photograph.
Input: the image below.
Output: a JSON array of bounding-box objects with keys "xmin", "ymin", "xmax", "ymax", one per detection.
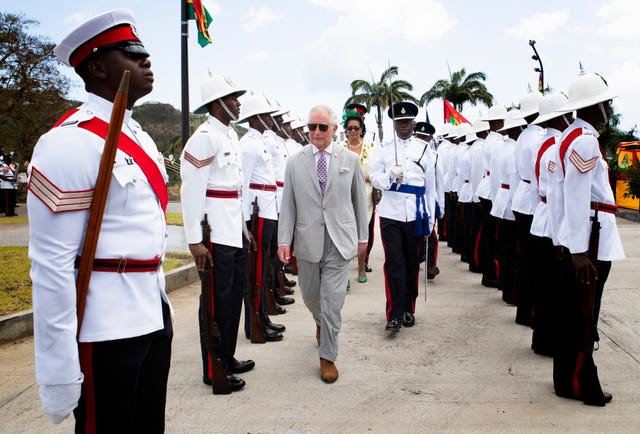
[{"xmin": 309, "ymin": 105, "xmax": 338, "ymax": 126}]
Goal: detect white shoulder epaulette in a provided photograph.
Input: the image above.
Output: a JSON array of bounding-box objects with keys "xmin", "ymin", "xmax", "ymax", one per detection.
[{"xmin": 58, "ymin": 109, "xmax": 94, "ymax": 127}]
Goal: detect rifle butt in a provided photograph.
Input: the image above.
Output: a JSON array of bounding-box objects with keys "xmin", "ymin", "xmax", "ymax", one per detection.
[
  {"xmin": 210, "ymin": 356, "xmax": 232, "ymax": 395},
  {"xmin": 250, "ymin": 312, "xmax": 266, "ymax": 344}
]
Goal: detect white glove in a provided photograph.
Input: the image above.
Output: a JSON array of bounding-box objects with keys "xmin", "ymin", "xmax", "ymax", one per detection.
[
  {"xmin": 39, "ymin": 375, "xmax": 83, "ymax": 425},
  {"xmin": 389, "ymin": 165, "xmax": 404, "ymax": 184}
]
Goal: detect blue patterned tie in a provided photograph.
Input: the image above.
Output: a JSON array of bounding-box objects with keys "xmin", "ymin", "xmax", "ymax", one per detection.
[{"xmin": 317, "ymin": 151, "xmax": 327, "ymax": 195}]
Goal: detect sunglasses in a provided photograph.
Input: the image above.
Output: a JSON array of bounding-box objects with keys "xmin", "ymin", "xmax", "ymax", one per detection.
[
  {"xmin": 308, "ymin": 123, "xmax": 330, "ymax": 132},
  {"xmin": 346, "ymin": 126, "xmax": 361, "ymax": 131}
]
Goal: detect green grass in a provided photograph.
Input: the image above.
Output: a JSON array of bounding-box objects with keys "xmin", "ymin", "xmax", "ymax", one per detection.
[
  {"xmin": 0, "ymin": 216, "xmax": 28, "ymax": 224},
  {"xmin": 0, "ymin": 247, "xmax": 32, "ymax": 316},
  {"xmin": 0, "ymin": 247, "xmax": 192, "ymax": 317},
  {"xmin": 166, "ymin": 212, "xmax": 183, "ymax": 226}
]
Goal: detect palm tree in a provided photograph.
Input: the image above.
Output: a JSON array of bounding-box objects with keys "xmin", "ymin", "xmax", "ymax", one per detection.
[
  {"xmin": 346, "ymin": 65, "xmax": 419, "ymax": 141},
  {"xmin": 419, "ymin": 68, "xmax": 494, "ymax": 113}
]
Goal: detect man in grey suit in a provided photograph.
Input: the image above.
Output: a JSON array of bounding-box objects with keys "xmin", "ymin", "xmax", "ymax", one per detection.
[{"xmin": 278, "ymin": 105, "xmax": 368, "ymax": 383}]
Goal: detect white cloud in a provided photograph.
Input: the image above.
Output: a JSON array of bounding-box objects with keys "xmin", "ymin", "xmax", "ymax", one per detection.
[
  {"xmin": 245, "ymin": 50, "xmax": 269, "ymax": 61},
  {"xmin": 309, "ymin": 0, "xmax": 455, "ymax": 44},
  {"xmin": 607, "ymin": 59, "xmax": 640, "ymax": 128},
  {"xmin": 505, "ymin": 9, "xmax": 570, "ymax": 42},
  {"xmin": 304, "ymin": 0, "xmax": 455, "ymax": 90},
  {"xmin": 243, "ymin": 6, "xmax": 284, "ymax": 33},
  {"xmin": 596, "ymin": 0, "xmax": 640, "ymax": 40}
]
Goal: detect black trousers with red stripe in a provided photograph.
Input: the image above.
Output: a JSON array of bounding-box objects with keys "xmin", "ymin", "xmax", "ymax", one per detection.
[
  {"xmin": 380, "ymin": 217, "xmax": 421, "ymax": 321},
  {"xmin": 427, "ymin": 229, "xmax": 438, "ymax": 269},
  {"xmin": 201, "ymin": 241, "xmax": 246, "ymax": 377},
  {"xmin": 496, "ymin": 218, "xmax": 517, "ymax": 304},
  {"xmin": 244, "ymin": 218, "xmax": 276, "ymax": 338},
  {"xmin": 74, "ymin": 301, "xmax": 172, "ymax": 434},
  {"xmin": 514, "ymin": 211, "xmax": 535, "ymax": 326},
  {"xmin": 467, "ymin": 202, "xmax": 483, "ymax": 273},
  {"xmin": 553, "ymin": 253, "xmax": 610, "ymax": 401},
  {"xmin": 478, "ymin": 198, "xmax": 497, "ymax": 284},
  {"xmin": 531, "ymin": 234, "xmax": 560, "ymax": 355}
]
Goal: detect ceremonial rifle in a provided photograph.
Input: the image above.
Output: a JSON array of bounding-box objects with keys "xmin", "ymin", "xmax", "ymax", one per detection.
[
  {"xmin": 76, "ymin": 71, "xmax": 129, "ymax": 335},
  {"xmin": 246, "ymin": 199, "xmax": 266, "ymax": 343},
  {"xmin": 200, "ymin": 214, "xmax": 232, "ymax": 394},
  {"xmin": 581, "ymin": 208, "xmax": 601, "ymax": 353}
]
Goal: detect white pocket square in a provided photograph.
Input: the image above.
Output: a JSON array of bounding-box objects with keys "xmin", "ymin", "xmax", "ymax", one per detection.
[{"xmin": 339, "ymin": 167, "xmax": 350, "ymax": 173}]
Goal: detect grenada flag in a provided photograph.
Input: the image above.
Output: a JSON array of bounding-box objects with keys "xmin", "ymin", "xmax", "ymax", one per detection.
[
  {"xmin": 443, "ymin": 99, "xmax": 470, "ymax": 125},
  {"xmin": 187, "ymin": 0, "xmax": 213, "ymax": 47}
]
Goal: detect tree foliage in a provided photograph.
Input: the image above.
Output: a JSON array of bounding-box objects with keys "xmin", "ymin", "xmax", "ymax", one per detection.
[
  {"xmin": 0, "ymin": 13, "xmax": 73, "ymax": 166},
  {"xmin": 419, "ymin": 68, "xmax": 494, "ymax": 112},
  {"xmin": 345, "ymin": 65, "xmax": 418, "ymax": 141},
  {"xmin": 597, "ymin": 106, "xmax": 638, "ymax": 156}
]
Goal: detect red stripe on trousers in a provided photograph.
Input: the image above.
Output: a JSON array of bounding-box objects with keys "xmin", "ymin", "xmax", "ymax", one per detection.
[
  {"xmin": 474, "ymin": 221, "xmax": 483, "ymax": 269},
  {"xmin": 79, "ymin": 343, "xmax": 97, "ymax": 434},
  {"xmin": 573, "ymin": 352, "xmax": 584, "ymax": 398}
]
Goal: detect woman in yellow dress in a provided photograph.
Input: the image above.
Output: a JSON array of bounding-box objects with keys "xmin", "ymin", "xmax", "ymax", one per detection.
[{"xmin": 338, "ymin": 104, "xmax": 377, "ymax": 284}]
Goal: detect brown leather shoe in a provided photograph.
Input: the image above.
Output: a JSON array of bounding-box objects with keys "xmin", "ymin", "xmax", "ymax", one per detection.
[
  {"xmin": 320, "ymin": 358, "xmax": 339, "ymax": 383},
  {"xmin": 316, "ymin": 325, "xmax": 321, "ymax": 346}
]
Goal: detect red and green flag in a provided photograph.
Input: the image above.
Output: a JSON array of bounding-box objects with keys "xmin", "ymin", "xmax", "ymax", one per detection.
[
  {"xmin": 186, "ymin": 0, "xmax": 213, "ymax": 47},
  {"xmin": 443, "ymin": 99, "xmax": 469, "ymax": 125}
]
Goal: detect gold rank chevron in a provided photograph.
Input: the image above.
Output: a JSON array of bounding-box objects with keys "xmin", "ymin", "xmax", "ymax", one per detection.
[
  {"xmin": 28, "ymin": 166, "xmax": 94, "ymax": 213},
  {"xmin": 184, "ymin": 151, "xmax": 214, "ymax": 168},
  {"xmin": 568, "ymin": 149, "xmax": 599, "ymax": 174}
]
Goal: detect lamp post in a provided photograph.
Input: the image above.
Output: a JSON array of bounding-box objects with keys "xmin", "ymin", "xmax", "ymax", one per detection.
[{"xmin": 529, "ymin": 40, "xmax": 544, "ymax": 93}]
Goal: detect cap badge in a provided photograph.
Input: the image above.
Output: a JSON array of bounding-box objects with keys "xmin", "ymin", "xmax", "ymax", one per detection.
[{"xmin": 400, "ymin": 107, "xmax": 406, "ymax": 114}]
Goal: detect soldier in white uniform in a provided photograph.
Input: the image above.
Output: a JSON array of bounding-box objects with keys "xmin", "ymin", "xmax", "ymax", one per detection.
[
  {"xmin": 529, "ymin": 92, "xmax": 574, "ymax": 357},
  {"xmin": 370, "ymin": 102, "xmax": 435, "ymax": 331},
  {"xmin": 236, "ymin": 93, "xmax": 286, "ymax": 342},
  {"xmin": 492, "ymin": 109, "xmax": 526, "ymax": 305},
  {"xmin": 0, "ymin": 148, "xmax": 17, "ymax": 216},
  {"xmin": 28, "ymin": 9, "xmax": 172, "ymax": 431},
  {"xmin": 439, "ymin": 124, "xmax": 457, "ymax": 246},
  {"xmin": 511, "ymin": 92, "xmax": 545, "ymax": 325},
  {"xmin": 266, "ymin": 106, "xmax": 297, "ymax": 307},
  {"xmin": 553, "ymin": 71, "xmax": 624, "ymax": 406},
  {"xmin": 414, "ymin": 122, "xmax": 443, "ymax": 279},
  {"xmin": 475, "ymin": 105, "xmax": 507, "ymax": 288},
  {"xmin": 467, "ymin": 120, "xmax": 489, "ymax": 273},
  {"xmin": 180, "ymin": 75, "xmax": 254, "ymax": 391}
]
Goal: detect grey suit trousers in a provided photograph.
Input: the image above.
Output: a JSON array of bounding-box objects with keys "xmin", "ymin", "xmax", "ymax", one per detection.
[{"xmin": 296, "ymin": 228, "xmax": 350, "ymax": 362}]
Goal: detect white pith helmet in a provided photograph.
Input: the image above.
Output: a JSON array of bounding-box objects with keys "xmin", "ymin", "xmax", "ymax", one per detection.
[
  {"xmin": 532, "ymin": 92, "xmax": 571, "ymax": 125},
  {"xmin": 560, "ymin": 69, "xmax": 618, "ymax": 112},
  {"xmin": 454, "ymin": 123, "xmax": 472, "ymax": 139},
  {"xmin": 471, "ymin": 119, "xmax": 490, "ymax": 134},
  {"xmin": 499, "ymin": 109, "xmax": 527, "ymax": 132},
  {"xmin": 291, "ymin": 118, "xmax": 307, "ymax": 130},
  {"xmin": 236, "ymin": 93, "xmax": 278, "ymax": 123},
  {"xmin": 518, "ymin": 91, "xmax": 544, "ymax": 118},
  {"xmin": 439, "ymin": 123, "xmax": 453, "ymax": 137},
  {"xmin": 194, "ymin": 75, "xmax": 246, "ymax": 115},
  {"xmin": 481, "ymin": 105, "xmax": 508, "ymax": 121},
  {"xmin": 280, "ymin": 112, "xmax": 296, "ymax": 124}
]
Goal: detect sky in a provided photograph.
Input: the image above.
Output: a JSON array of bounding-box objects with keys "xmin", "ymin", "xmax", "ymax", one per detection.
[{"xmin": 8, "ymin": 0, "xmax": 640, "ymax": 141}]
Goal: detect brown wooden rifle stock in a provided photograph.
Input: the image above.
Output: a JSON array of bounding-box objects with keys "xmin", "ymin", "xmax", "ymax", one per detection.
[
  {"xmin": 76, "ymin": 71, "xmax": 129, "ymax": 336},
  {"xmin": 580, "ymin": 208, "xmax": 601, "ymax": 352},
  {"xmin": 200, "ymin": 214, "xmax": 231, "ymax": 394},
  {"xmin": 246, "ymin": 199, "xmax": 266, "ymax": 343}
]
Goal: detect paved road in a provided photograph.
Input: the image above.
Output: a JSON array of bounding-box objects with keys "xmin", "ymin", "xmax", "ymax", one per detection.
[{"xmin": 1, "ymin": 209, "xmax": 639, "ymax": 432}]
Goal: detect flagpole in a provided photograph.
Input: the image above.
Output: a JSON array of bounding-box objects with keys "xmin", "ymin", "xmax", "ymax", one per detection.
[{"xmin": 181, "ymin": 0, "xmax": 190, "ymax": 147}]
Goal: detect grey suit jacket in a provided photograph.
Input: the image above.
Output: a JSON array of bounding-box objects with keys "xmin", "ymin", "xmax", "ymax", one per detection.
[{"xmin": 278, "ymin": 145, "xmax": 368, "ymax": 262}]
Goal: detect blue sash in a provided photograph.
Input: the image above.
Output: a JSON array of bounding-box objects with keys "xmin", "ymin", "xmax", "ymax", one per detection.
[{"xmin": 389, "ymin": 183, "xmax": 430, "ymax": 236}]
